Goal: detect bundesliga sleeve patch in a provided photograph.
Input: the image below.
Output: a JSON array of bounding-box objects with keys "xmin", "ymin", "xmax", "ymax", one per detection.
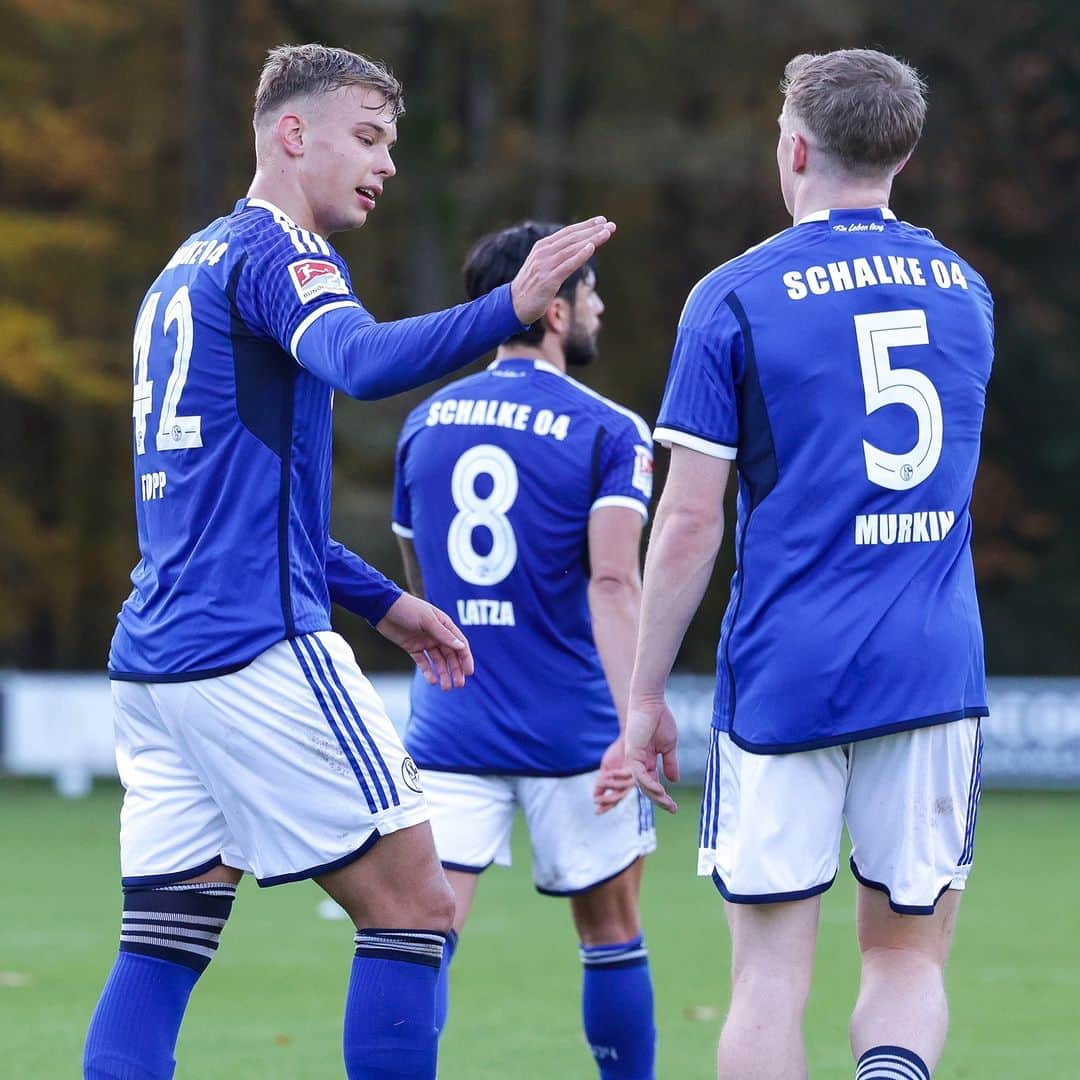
[
  {"xmin": 288, "ymin": 258, "xmax": 350, "ymax": 304},
  {"xmin": 632, "ymin": 445, "xmax": 654, "ymax": 498}
]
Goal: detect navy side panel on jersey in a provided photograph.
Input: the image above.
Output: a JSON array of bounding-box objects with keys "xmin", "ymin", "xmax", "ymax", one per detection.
[
  {"xmin": 655, "ymin": 208, "xmax": 993, "ymax": 753},
  {"xmin": 394, "ymin": 359, "xmax": 652, "ymax": 775},
  {"xmin": 109, "ymin": 198, "xmax": 521, "ymax": 681}
]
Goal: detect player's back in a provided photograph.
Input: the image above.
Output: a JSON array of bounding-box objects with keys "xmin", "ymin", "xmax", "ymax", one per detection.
[
  {"xmin": 394, "ymin": 358, "xmax": 652, "ymax": 775},
  {"xmin": 657, "ymin": 208, "xmax": 994, "ymax": 752}
]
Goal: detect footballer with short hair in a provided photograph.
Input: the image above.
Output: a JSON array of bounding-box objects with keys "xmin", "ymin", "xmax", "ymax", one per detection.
[{"xmin": 85, "ymin": 42, "xmax": 613, "ymax": 1080}]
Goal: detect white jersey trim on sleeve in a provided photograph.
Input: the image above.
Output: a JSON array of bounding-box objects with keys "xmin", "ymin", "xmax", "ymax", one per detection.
[
  {"xmin": 590, "ymin": 495, "xmax": 649, "ymax": 521},
  {"xmin": 290, "ymin": 300, "xmax": 362, "ymax": 360},
  {"xmin": 654, "ymin": 427, "xmax": 738, "ymax": 460},
  {"xmin": 390, "ymin": 522, "xmax": 415, "ymax": 539}
]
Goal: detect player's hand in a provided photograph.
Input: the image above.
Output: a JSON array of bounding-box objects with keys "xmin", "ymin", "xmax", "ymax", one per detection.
[
  {"xmin": 510, "ymin": 218, "xmax": 617, "ymax": 325},
  {"xmin": 593, "ymin": 736, "xmax": 635, "ymax": 815},
  {"xmin": 624, "ymin": 693, "xmax": 680, "ymax": 814},
  {"xmin": 375, "ymin": 593, "xmax": 475, "ymax": 691}
]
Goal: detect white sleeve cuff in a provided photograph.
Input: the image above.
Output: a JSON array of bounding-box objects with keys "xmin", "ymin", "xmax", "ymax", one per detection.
[
  {"xmin": 589, "ymin": 495, "xmax": 649, "ymax": 522},
  {"xmin": 390, "ymin": 521, "xmax": 414, "ymax": 539},
  {"xmin": 653, "ymin": 426, "xmax": 737, "ymax": 460},
  {"xmin": 290, "ymin": 300, "xmax": 363, "ymax": 359}
]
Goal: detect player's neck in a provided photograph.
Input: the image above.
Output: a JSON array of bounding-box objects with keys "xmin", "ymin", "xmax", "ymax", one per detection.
[
  {"xmin": 791, "ymin": 179, "xmax": 893, "ymax": 226},
  {"xmin": 246, "ymin": 172, "xmax": 321, "ymax": 236},
  {"xmin": 493, "ymin": 344, "xmax": 566, "ymax": 374}
]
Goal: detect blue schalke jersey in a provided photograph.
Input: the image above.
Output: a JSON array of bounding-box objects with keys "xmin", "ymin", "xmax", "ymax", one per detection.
[
  {"xmin": 656, "ymin": 208, "xmax": 993, "ymax": 753},
  {"xmin": 394, "ymin": 359, "xmax": 653, "ymax": 775},
  {"xmin": 110, "ymin": 198, "xmax": 524, "ymax": 681}
]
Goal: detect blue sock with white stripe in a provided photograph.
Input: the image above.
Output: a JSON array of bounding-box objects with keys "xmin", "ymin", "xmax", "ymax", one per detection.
[
  {"xmin": 855, "ymin": 1045, "xmax": 931, "ymax": 1080},
  {"xmin": 84, "ymin": 882, "xmax": 236, "ymax": 1079},
  {"xmin": 344, "ymin": 929, "xmax": 446, "ymax": 1079},
  {"xmin": 434, "ymin": 928, "xmax": 458, "ymax": 1035},
  {"xmin": 580, "ymin": 934, "xmax": 656, "ymax": 1079}
]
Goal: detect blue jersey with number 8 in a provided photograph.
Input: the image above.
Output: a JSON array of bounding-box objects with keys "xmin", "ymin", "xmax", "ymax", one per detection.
[
  {"xmin": 655, "ymin": 208, "xmax": 994, "ymax": 753},
  {"xmin": 394, "ymin": 358, "xmax": 653, "ymax": 775}
]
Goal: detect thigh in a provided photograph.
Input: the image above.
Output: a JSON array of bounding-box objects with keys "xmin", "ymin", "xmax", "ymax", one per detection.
[
  {"xmin": 726, "ymin": 895, "xmax": 821, "ymax": 991},
  {"xmin": 317, "ymin": 820, "xmax": 453, "ymax": 931},
  {"xmin": 421, "ymin": 769, "xmax": 517, "ymax": 872},
  {"xmin": 113, "ymin": 680, "xmax": 236, "ymax": 885},
  {"xmin": 856, "ymin": 882, "xmax": 961, "ymax": 964},
  {"xmin": 519, "ymin": 771, "xmax": 656, "ymax": 896},
  {"xmin": 698, "ymin": 728, "xmax": 847, "ymax": 902},
  {"xmin": 159, "ymin": 631, "xmax": 429, "ymax": 886},
  {"xmin": 846, "ymin": 718, "xmax": 983, "ymax": 913}
]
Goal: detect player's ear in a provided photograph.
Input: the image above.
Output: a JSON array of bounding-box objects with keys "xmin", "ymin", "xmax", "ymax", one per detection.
[
  {"xmin": 544, "ymin": 295, "xmax": 570, "ymax": 336},
  {"xmin": 276, "ymin": 112, "xmax": 306, "ymax": 158},
  {"xmin": 892, "ymin": 150, "xmax": 913, "ymax": 177},
  {"xmin": 791, "ymin": 131, "xmax": 810, "ymax": 174}
]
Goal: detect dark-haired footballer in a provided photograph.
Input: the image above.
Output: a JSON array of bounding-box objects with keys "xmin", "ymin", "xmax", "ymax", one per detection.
[{"xmin": 393, "ymin": 222, "xmax": 657, "ymax": 1079}]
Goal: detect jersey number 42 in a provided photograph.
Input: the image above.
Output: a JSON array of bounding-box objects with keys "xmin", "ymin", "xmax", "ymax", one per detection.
[{"xmin": 131, "ymin": 286, "xmax": 203, "ymax": 456}]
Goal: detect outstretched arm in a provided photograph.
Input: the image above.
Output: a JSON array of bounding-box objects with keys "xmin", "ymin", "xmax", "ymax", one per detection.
[
  {"xmin": 625, "ymin": 446, "xmax": 731, "ymax": 813},
  {"xmin": 294, "ymin": 219, "xmax": 616, "ymax": 399}
]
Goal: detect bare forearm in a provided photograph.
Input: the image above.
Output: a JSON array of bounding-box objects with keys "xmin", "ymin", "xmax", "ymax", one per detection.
[
  {"xmin": 631, "ymin": 504, "xmax": 724, "ymax": 698},
  {"xmin": 395, "ymin": 536, "xmax": 426, "ymax": 598},
  {"xmin": 589, "ymin": 577, "xmax": 642, "ymax": 729}
]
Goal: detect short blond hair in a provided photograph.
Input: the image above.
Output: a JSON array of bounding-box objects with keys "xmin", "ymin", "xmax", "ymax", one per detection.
[
  {"xmin": 781, "ymin": 49, "xmax": 926, "ymax": 173},
  {"xmin": 254, "ymin": 43, "xmax": 404, "ymax": 122}
]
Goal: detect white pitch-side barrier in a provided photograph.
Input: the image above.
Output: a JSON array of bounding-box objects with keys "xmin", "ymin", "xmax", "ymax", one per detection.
[{"xmin": 1, "ymin": 671, "xmax": 1077, "ymax": 795}]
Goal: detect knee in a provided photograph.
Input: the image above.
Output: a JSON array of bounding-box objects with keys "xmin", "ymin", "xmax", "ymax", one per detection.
[
  {"xmin": 423, "ymin": 873, "xmax": 456, "ymax": 934},
  {"xmin": 376, "ymin": 869, "xmax": 455, "ymax": 933},
  {"xmin": 859, "ymin": 943, "xmax": 945, "ymax": 981},
  {"xmin": 730, "ymin": 954, "xmax": 813, "ymax": 1012},
  {"xmin": 572, "ymin": 873, "xmax": 643, "ymax": 947},
  {"xmin": 576, "ymin": 907, "xmax": 641, "ymax": 947}
]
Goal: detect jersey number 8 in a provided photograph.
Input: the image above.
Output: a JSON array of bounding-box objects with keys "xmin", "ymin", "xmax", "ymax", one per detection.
[{"xmin": 447, "ymin": 444, "xmax": 519, "ymax": 586}]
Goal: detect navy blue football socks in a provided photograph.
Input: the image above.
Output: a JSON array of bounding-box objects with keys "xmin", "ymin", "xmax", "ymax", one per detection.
[
  {"xmin": 83, "ymin": 882, "xmax": 236, "ymax": 1079},
  {"xmin": 855, "ymin": 1044, "xmax": 932, "ymax": 1080},
  {"xmin": 580, "ymin": 933, "xmax": 656, "ymax": 1079},
  {"xmin": 344, "ymin": 929, "xmax": 446, "ymax": 1079},
  {"xmin": 434, "ymin": 927, "xmax": 458, "ymax": 1035}
]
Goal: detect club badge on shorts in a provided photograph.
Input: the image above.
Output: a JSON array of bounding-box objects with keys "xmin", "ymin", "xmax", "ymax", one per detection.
[{"xmin": 401, "ymin": 756, "xmax": 423, "ymax": 794}]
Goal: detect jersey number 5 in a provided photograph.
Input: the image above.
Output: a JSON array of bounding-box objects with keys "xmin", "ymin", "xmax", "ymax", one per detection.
[
  {"xmin": 855, "ymin": 309, "xmax": 942, "ymax": 490},
  {"xmin": 132, "ymin": 286, "xmax": 203, "ymax": 456},
  {"xmin": 447, "ymin": 444, "xmax": 519, "ymax": 586}
]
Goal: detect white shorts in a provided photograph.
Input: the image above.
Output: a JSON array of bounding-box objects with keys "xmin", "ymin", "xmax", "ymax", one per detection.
[
  {"xmin": 698, "ymin": 719, "xmax": 983, "ymax": 913},
  {"xmin": 422, "ymin": 768, "xmax": 657, "ymax": 895},
  {"xmin": 113, "ymin": 632, "xmax": 428, "ymax": 887}
]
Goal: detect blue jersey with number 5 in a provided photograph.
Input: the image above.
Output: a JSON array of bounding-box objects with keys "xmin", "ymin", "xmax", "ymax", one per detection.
[
  {"xmin": 394, "ymin": 358, "xmax": 653, "ymax": 775},
  {"xmin": 655, "ymin": 208, "xmax": 994, "ymax": 753}
]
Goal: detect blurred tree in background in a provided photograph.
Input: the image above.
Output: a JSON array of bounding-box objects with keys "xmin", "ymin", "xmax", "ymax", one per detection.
[{"xmin": 0, "ymin": 0, "xmax": 1076, "ymax": 674}]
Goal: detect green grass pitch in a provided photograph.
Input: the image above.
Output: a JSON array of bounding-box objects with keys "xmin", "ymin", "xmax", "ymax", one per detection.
[{"xmin": 1, "ymin": 779, "xmax": 1077, "ymax": 1077}]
